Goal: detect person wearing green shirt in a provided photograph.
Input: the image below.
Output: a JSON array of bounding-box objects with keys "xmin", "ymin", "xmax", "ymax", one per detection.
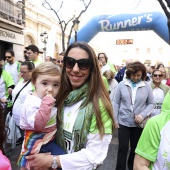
[
  {"xmin": 134, "ymin": 91, "xmax": 170, "ymax": 170},
  {"xmin": 0, "ymin": 63, "xmax": 15, "ymax": 119},
  {"xmin": 26, "ymin": 45, "xmax": 43, "ymax": 67},
  {"xmin": 4, "ymin": 49, "xmax": 21, "ymax": 85}
]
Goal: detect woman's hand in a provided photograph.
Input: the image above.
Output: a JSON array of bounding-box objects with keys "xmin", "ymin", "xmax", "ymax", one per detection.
[
  {"xmin": 26, "ymin": 153, "xmax": 52, "ymax": 170},
  {"xmin": 0, "ymin": 98, "xmax": 7, "ymax": 103},
  {"xmin": 115, "ymin": 122, "xmax": 119, "ymax": 129},
  {"xmin": 134, "ymin": 114, "xmax": 144, "ymax": 123},
  {"xmin": 7, "ymin": 88, "xmax": 13, "ymax": 95}
]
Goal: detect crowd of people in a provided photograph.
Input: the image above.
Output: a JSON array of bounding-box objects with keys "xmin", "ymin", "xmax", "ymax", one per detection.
[{"xmin": 0, "ymin": 42, "xmax": 170, "ymax": 170}]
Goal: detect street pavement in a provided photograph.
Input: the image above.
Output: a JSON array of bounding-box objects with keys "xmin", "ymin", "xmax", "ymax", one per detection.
[{"xmin": 9, "ymin": 130, "xmax": 118, "ymax": 170}]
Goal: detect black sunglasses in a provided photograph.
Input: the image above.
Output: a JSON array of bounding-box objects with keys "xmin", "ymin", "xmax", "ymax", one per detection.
[
  {"xmin": 153, "ymin": 74, "xmax": 163, "ymax": 77},
  {"xmin": 64, "ymin": 56, "xmax": 91, "ymax": 70},
  {"xmin": 6, "ymin": 56, "xmax": 12, "ymax": 59}
]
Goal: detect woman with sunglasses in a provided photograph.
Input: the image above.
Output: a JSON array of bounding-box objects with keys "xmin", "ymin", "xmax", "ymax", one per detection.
[
  {"xmin": 150, "ymin": 69, "xmax": 170, "ymax": 117},
  {"xmin": 26, "ymin": 42, "xmax": 114, "ymax": 170}
]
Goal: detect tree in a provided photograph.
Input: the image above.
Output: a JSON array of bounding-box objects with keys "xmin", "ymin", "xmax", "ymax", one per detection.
[
  {"xmin": 42, "ymin": 0, "xmax": 92, "ymax": 51},
  {"xmin": 157, "ymin": 0, "xmax": 170, "ymax": 44}
]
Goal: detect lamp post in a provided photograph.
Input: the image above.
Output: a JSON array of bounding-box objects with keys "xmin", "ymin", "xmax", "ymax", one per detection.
[
  {"xmin": 40, "ymin": 31, "xmax": 48, "ymax": 61},
  {"xmin": 73, "ymin": 19, "xmax": 80, "ymax": 42}
]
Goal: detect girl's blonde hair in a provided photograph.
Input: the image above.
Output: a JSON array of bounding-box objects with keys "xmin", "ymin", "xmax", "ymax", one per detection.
[{"xmin": 31, "ymin": 62, "xmax": 61, "ymax": 84}]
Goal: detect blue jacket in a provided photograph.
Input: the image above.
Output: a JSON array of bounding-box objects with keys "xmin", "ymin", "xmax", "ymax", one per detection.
[{"xmin": 115, "ymin": 66, "xmax": 126, "ymax": 83}]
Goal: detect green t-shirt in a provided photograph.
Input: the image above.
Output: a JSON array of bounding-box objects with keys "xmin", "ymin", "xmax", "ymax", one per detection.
[
  {"xmin": 135, "ymin": 111, "xmax": 170, "ymax": 169},
  {"xmin": 33, "ymin": 59, "xmax": 43, "ymax": 67},
  {"xmin": 162, "ymin": 91, "xmax": 170, "ymax": 111},
  {"xmin": 107, "ymin": 61, "xmax": 117, "ymax": 73},
  {"xmin": 1, "ymin": 70, "xmax": 14, "ymax": 97},
  {"xmin": 0, "ymin": 70, "xmax": 14, "ymax": 107},
  {"xmin": 102, "ymin": 76, "xmax": 109, "ymax": 91},
  {"xmin": 90, "ymin": 99, "xmax": 112, "ymax": 134}
]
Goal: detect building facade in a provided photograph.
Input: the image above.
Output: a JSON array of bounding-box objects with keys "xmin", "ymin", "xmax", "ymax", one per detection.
[
  {"xmin": 0, "ymin": 0, "xmax": 25, "ymax": 61},
  {"xmin": 0, "ymin": 0, "xmax": 65, "ymax": 62}
]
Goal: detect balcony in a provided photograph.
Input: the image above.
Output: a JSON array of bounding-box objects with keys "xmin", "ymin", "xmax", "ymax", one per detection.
[{"xmin": 0, "ymin": 0, "xmax": 25, "ymax": 27}]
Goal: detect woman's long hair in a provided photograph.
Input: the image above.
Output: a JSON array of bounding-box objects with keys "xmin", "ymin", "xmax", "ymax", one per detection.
[{"xmin": 56, "ymin": 42, "xmax": 115, "ymax": 137}]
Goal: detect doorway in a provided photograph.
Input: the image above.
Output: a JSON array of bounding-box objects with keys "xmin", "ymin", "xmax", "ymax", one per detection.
[{"xmin": 0, "ymin": 40, "xmax": 13, "ymax": 60}]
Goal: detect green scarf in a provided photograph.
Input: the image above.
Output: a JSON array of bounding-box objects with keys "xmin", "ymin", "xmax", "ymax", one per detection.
[{"xmin": 56, "ymin": 83, "xmax": 94, "ymax": 153}]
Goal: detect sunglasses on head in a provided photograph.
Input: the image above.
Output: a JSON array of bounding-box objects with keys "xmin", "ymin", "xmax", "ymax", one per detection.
[
  {"xmin": 64, "ymin": 56, "xmax": 91, "ymax": 70},
  {"xmin": 6, "ymin": 56, "xmax": 12, "ymax": 59},
  {"xmin": 153, "ymin": 74, "xmax": 163, "ymax": 77}
]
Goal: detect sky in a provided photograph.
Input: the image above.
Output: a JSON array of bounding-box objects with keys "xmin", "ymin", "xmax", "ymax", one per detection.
[{"xmin": 28, "ymin": 0, "xmax": 164, "ymax": 23}]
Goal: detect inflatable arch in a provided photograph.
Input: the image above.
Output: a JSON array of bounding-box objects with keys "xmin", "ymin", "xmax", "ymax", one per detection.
[{"xmin": 70, "ymin": 12, "xmax": 169, "ymax": 44}]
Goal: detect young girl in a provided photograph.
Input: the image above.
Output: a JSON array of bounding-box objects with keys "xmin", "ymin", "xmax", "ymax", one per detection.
[{"xmin": 18, "ymin": 62, "xmax": 65, "ymax": 170}]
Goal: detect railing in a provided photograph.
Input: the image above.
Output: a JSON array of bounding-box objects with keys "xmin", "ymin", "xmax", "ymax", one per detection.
[{"xmin": 0, "ymin": 0, "xmax": 25, "ymax": 27}]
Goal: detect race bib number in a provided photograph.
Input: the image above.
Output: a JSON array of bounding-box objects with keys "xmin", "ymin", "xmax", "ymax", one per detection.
[{"xmin": 64, "ymin": 130, "xmax": 74, "ymax": 153}]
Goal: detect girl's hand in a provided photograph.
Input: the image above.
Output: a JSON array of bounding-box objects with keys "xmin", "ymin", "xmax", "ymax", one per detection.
[
  {"xmin": 134, "ymin": 114, "xmax": 144, "ymax": 123},
  {"xmin": 46, "ymin": 93, "xmax": 53, "ymax": 97},
  {"xmin": 46, "ymin": 93, "xmax": 56, "ymax": 101},
  {"xmin": 26, "ymin": 153, "xmax": 52, "ymax": 170}
]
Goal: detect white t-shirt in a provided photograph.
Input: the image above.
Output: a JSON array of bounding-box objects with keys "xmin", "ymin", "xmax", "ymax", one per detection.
[
  {"xmin": 12, "ymin": 80, "xmax": 33, "ymax": 126},
  {"xmin": 162, "ymin": 79, "xmax": 166, "ymax": 85},
  {"xmin": 151, "ymin": 88, "xmax": 164, "ymax": 117},
  {"xmin": 101, "ymin": 64, "xmax": 110, "ymax": 74},
  {"xmin": 4, "ymin": 62, "xmax": 20, "ymax": 85},
  {"xmin": 109, "ymin": 79, "xmax": 118, "ymax": 102}
]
